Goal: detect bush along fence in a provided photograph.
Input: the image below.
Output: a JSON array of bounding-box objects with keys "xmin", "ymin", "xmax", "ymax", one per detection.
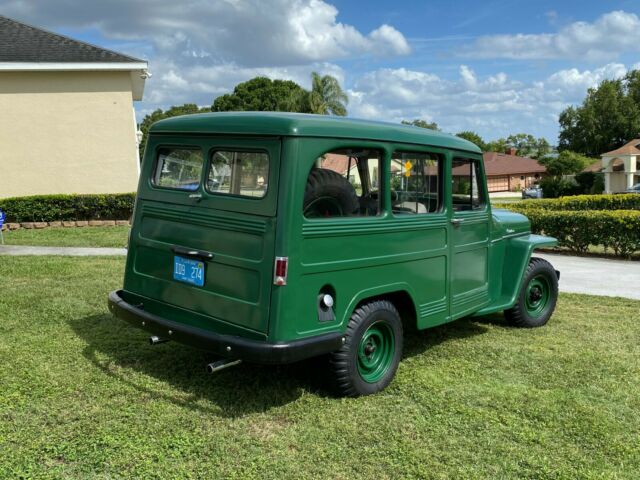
[
  {"xmin": 0, "ymin": 193, "xmax": 134, "ymax": 230},
  {"xmin": 515, "ymin": 193, "xmax": 640, "ymax": 211},
  {"xmin": 506, "ymin": 194, "xmax": 640, "ymax": 258}
]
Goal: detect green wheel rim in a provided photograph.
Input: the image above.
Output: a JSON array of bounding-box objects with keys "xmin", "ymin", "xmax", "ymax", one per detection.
[
  {"xmin": 357, "ymin": 321, "xmax": 395, "ymax": 383},
  {"xmin": 525, "ymin": 274, "xmax": 551, "ymax": 317}
]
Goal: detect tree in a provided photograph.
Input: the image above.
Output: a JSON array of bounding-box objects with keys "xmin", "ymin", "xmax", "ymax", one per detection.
[
  {"xmin": 483, "ymin": 134, "xmax": 551, "ymax": 158},
  {"xmin": 308, "ymin": 72, "xmax": 348, "ymax": 116},
  {"xmin": 212, "ymin": 77, "xmax": 309, "ymax": 113},
  {"xmin": 558, "ymin": 71, "xmax": 640, "ymax": 157},
  {"xmin": 455, "ymin": 131, "xmax": 486, "ymax": 151},
  {"xmin": 138, "ymin": 103, "xmax": 210, "ymax": 158},
  {"xmin": 538, "ymin": 151, "xmax": 593, "ymax": 178},
  {"xmin": 401, "ymin": 119, "xmax": 439, "ymax": 130}
]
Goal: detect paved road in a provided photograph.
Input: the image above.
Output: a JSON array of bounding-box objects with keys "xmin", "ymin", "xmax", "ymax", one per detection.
[
  {"xmin": 1, "ymin": 246, "xmax": 637, "ymax": 300},
  {"xmin": 536, "ymin": 253, "xmax": 640, "ymax": 300},
  {"xmin": 0, "ymin": 245, "xmax": 127, "ymax": 256}
]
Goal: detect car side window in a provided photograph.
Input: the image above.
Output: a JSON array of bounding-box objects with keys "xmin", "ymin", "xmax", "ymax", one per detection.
[
  {"xmin": 452, "ymin": 158, "xmax": 485, "ymax": 211},
  {"xmin": 391, "ymin": 152, "xmax": 442, "ymax": 214},
  {"xmin": 153, "ymin": 148, "xmax": 203, "ymax": 191},
  {"xmin": 303, "ymin": 149, "xmax": 381, "ymax": 219}
]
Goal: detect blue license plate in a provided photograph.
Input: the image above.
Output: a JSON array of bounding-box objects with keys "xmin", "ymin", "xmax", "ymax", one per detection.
[{"xmin": 173, "ymin": 256, "xmax": 205, "ymax": 287}]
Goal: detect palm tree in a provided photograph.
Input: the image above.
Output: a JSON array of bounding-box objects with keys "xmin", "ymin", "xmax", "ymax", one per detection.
[{"xmin": 308, "ymin": 72, "xmax": 348, "ymax": 116}]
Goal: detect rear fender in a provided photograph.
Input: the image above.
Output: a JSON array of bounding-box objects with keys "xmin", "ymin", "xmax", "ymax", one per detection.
[{"xmin": 341, "ymin": 283, "xmax": 418, "ymax": 329}]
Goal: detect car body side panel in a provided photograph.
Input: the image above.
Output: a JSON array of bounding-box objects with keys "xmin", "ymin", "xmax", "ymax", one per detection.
[{"xmin": 473, "ymin": 234, "xmax": 558, "ymax": 316}]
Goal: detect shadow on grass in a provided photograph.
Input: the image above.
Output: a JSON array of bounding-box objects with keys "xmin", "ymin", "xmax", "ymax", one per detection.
[{"xmin": 69, "ymin": 312, "xmax": 496, "ymax": 417}]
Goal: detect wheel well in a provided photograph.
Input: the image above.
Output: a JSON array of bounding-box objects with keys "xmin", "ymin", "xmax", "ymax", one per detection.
[{"xmin": 355, "ymin": 290, "xmax": 417, "ymax": 332}]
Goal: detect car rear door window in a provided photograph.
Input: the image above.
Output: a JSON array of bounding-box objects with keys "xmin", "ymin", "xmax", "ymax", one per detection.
[
  {"xmin": 207, "ymin": 150, "xmax": 269, "ymax": 198},
  {"xmin": 153, "ymin": 147, "xmax": 203, "ymax": 191}
]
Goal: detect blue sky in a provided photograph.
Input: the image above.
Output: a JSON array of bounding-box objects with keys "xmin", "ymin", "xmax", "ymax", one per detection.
[{"xmin": 3, "ymin": 0, "xmax": 640, "ymax": 143}]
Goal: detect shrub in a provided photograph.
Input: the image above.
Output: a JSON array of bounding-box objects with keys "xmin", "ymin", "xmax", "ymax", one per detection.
[
  {"xmin": 0, "ymin": 193, "xmax": 135, "ymax": 223},
  {"xmin": 517, "ymin": 193, "xmax": 640, "ymax": 211},
  {"xmin": 509, "ymin": 207, "xmax": 640, "ymax": 257},
  {"xmin": 539, "ymin": 177, "xmax": 579, "ymax": 198}
]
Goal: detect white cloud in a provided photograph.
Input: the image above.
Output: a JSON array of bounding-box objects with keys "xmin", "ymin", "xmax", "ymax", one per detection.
[
  {"xmin": 347, "ymin": 63, "xmax": 633, "ymax": 141},
  {"xmin": 0, "ymin": 0, "xmax": 409, "ymax": 66},
  {"xmin": 464, "ymin": 10, "xmax": 640, "ymax": 60}
]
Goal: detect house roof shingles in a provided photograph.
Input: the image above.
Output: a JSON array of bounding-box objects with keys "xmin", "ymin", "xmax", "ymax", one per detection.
[
  {"xmin": 482, "ymin": 152, "xmax": 546, "ymax": 176},
  {"xmin": 602, "ymin": 139, "xmax": 640, "ymax": 156},
  {"xmin": 0, "ymin": 15, "xmax": 143, "ymax": 63}
]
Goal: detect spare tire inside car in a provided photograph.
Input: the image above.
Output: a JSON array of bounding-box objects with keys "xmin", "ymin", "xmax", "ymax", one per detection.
[{"xmin": 303, "ymin": 168, "xmax": 359, "ymax": 218}]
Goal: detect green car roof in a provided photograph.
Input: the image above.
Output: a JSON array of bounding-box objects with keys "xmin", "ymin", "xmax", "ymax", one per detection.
[{"xmin": 150, "ymin": 112, "xmax": 481, "ymax": 154}]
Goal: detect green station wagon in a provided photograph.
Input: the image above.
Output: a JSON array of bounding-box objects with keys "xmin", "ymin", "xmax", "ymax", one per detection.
[{"xmin": 108, "ymin": 112, "xmax": 560, "ymax": 396}]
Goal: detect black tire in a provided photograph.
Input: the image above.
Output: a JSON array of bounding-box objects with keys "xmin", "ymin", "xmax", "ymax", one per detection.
[
  {"xmin": 303, "ymin": 168, "xmax": 359, "ymax": 218},
  {"xmin": 330, "ymin": 300, "xmax": 403, "ymax": 397},
  {"xmin": 505, "ymin": 257, "xmax": 558, "ymax": 328}
]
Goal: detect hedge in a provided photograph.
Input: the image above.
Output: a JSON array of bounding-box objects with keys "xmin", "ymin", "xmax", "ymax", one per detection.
[
  {"xmin": 0, "ymin": 193, "xmax": 135, "ymax": 223},
  {"xmin": 517, "ymin": 193, "xmax": 640, "ymax": 211},
  {"xmin": 509, "ymin": 207, "xmax": 640, "ymax": 257}
]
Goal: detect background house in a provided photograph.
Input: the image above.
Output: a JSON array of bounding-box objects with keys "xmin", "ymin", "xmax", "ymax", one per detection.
[
  {"xmin": 0, "ymin": 15, "xmax": 148, "ymax": 199},
  {"xmin": 600, "ymin": 139, "xmax": 640, "ymax": 193},
  {"xmin": 483, "ymin": 149, "xmax": 547, "ymax": 192}
]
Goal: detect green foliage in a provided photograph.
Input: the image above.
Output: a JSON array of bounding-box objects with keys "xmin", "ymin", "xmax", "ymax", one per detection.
[
  {"xmin": 0, "ymin": 194, "xmax": 135, "ymax": 223},
  {"xmin": 574, "ymin": 171, "xmax": 605, "ymax": 195},
  {"xmin": 308, "ymin": 72, "xmax": 348, "ymax": 116},
  {"xmin": 510, "ymin": 193, "xmax": 640, "ymax": 257},
  {"xmin": 558, "ymin": 70, "xmax": 640, "ymax": 157},
  {"xmin": 401, "ymin": 119, "xmax": 440, "ymax": 130},
  {"xmin": 538, "ymin": 151, "xmax": 593, "ymax": 177},
  {"xmin": 485, "ymin": 134, "xmax": 551, "ymax": 158},
  {"xmin": 212, "ymin": 76, "xmax": 308, "ymax": 113},
  {"xmin": 510, "ymin": 207, "xmax": 640, "ymax": 257},
  {"xmin": 516, "ymin": 193, "xmax": 640, "ymax": 211},
  {"xmin": 455, "ymin": 131, "xmax": 486, "ymax": 150},
  {"xmin": 139, "ymin": 103, "xmax": 210, "ymax": 157},
  {"xmin": 4, "ymin": 226, "xmax": 129, "ymax": 248},
  {"xmin": 211, "ymin": 73, "xmax": 348, "ymax": 117},
  {"xmin": 538, "ymin": 177, "xmax": 578, "ymax": 198}
]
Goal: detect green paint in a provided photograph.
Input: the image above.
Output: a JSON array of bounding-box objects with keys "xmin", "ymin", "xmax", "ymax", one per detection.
[
  {"xmin": 525, "ymin": 275, "xmax": 551, "ymax": 317},
  {"xmin": 357, "ymin": 321, "xmax": 395, "ymax": 383},
  {"xmin": 117, "ymin": 112, "xmax": 557, "ymax": 361}
]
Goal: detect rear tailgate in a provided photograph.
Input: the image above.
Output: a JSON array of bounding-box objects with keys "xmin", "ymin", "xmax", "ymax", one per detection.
[{"xmin": 123, "ymin": 135, "xmax": 280, "ymax": 335}]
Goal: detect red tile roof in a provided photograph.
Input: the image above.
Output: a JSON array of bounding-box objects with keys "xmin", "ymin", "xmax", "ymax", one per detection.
[
  {"xmin": 482, "ymin": 152, "xmax": 546, "ymax": 176},
  {"xmin": 602, "ymin": 139, "xmax": 640, "ymax": 156}
]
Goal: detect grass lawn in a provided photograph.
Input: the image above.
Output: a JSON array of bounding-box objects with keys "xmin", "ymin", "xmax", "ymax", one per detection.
[
  {"xmin": 2, "ymin": 226, "xmax": 129, "ymax": 248},
  {"xmin": 1, "ymin": 257, "xmax": 639, "ymax": 478}
]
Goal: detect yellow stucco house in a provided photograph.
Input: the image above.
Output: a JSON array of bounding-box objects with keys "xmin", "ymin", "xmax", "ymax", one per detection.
[
  {"xmin": 0, "ymin": 15, "xmax": 148, "ymax": 199},
  {"xmin": 601, "ymin": 139, "xmax": 640, "ymax": 193}
]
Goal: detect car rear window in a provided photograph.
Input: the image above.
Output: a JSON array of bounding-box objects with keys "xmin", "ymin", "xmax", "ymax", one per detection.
[
  {"xmin": 153, "ymin": 147, "xmax": 203, "ymax": 191},
  {"xmin": 207, "ymin": 150, "xmax": 269, "ymax": 198}
]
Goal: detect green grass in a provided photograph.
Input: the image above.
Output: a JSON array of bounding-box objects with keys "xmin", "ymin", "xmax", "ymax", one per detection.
[
  {"xmin": 1, "ymin": 257, "xmax": 639, "ymax": 478},
  {"xmin": 2, "ymin": 226, "xmax": 129, "ymax": 248}
]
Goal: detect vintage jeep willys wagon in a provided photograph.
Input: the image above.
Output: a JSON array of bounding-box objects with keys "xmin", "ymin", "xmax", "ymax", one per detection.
[{"xmin": 108, "ymin": 112, "xmax": 559, "ymax": 396}]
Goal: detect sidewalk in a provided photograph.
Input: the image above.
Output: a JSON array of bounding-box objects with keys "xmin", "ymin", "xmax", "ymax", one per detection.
[{"xmin": 0, "ymin": 245, "xmax": 126, "ymax": 256}]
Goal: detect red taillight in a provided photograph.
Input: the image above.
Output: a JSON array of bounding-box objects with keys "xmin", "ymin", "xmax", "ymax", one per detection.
[{"xmin": 273, "ymin": 257, "xmax": 288, "ymax": 286}]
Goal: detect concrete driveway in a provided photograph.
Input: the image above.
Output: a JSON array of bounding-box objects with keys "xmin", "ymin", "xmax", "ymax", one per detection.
[{"xmin": 536, "ymin": 252, "xmax": 640, "ymax": 300}]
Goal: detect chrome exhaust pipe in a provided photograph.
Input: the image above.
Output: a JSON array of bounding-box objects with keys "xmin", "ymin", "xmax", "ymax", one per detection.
[
  {"xmin": 149, "ymin": 335, "xmax": 169, "ymax": 345},
  {"xmin": 206, "ymin": 359, "xmax": 242, "ymax": 374}
]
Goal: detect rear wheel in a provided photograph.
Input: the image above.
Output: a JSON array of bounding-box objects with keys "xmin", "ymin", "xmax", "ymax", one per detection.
[
  {"xmin": 330, "ymin": 300, "xmax": 403, "ymax": 396},
  {"xmin": 505, "ymin": 257, "xmax": 558, "ymax": 328}
]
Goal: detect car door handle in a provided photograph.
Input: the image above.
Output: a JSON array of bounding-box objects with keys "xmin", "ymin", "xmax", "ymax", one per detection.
[
  {"xmin": 451, "ymin": 218, "xmax": 464, "ymax": 226},
  {"xmin": 171, "ymin": 246, "xmax": 214, "ymax": 262}
]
